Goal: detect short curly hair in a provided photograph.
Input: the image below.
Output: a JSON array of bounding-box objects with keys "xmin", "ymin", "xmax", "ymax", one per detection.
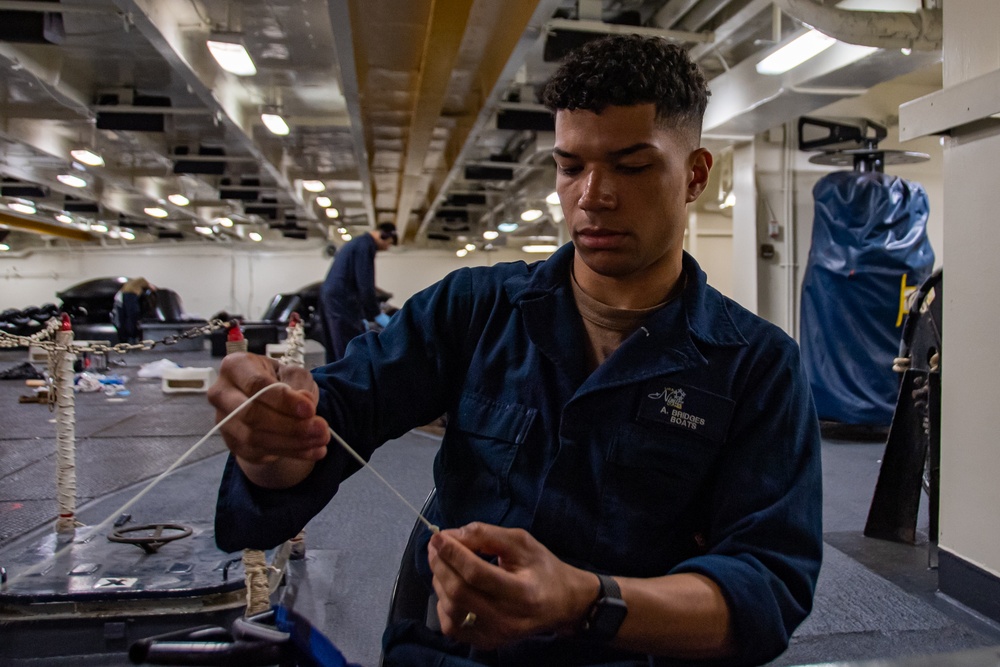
[{"xmin": 541, "ymin": 34, "xmax": 710, "ymax": 137}]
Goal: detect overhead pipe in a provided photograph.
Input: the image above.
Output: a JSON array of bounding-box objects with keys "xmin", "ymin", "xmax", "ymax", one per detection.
[{"xmin": 773, "ymin": 0, "xmax": 942, "ymax": 51}]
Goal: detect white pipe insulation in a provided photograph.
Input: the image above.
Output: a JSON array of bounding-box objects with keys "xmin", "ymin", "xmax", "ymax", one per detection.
[{"xmin": 773, "ymin": 0, "xmax": 942, "ymax": 51}]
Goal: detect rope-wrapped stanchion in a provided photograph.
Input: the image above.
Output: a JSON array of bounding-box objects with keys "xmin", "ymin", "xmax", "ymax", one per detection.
[
  {"xmin": 281, "ymin": 313, "xmax": 308, "ymax": 560},
  {"xmin": 225, "ymin": 323, "xmax": 274, "ymax": 617},
  {"xmin": 52, "ymin": 314, "xmax": 77, "ymax": 536}
]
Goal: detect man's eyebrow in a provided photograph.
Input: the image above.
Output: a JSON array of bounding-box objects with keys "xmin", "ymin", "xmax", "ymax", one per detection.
[{"xmin": 552, "ymin": 143, "xmax": 657, "ymax": 160}]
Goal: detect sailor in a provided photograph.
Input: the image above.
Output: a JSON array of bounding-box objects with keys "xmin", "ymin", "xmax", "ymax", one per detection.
[
  {"xmin": 317, "ymin": 222, "xmax": 397, "ymax": 364},
  {"xmin": 210, "ymin": 34, "xmax": 822, "ymax": 666}
]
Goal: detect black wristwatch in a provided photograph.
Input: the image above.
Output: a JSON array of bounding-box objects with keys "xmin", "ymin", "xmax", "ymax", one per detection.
[{"xmin": 581, "ymin": 573, "xmax": 628, "ymax": 642}]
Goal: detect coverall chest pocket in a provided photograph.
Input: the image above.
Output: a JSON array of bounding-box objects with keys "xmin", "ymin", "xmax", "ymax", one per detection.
[
  {"xmin": 593, "ymin": 423, "xmax": 722, "ymax": 575},
  {"xmin": 437, "ymin": 391, "xmax": 536, "ymax": 526}
]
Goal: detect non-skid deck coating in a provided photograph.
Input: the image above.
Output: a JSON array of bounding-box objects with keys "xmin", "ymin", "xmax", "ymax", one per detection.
[{"xmin": 1, "ymin": 346, "xmax": 999, "ymax": 666}]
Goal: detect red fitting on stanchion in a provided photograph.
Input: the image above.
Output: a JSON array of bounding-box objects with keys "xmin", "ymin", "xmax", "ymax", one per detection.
[
  {"xmin": 227, "ymin": 323, "xmax": 245, "ymax": 342},
  {"xmin": 60, "ymin": 313, "xmax": 72, "ymax": 331},
  {"xmin": 289, "ymin": 312, "xmax": 301, "ymax": 327}
]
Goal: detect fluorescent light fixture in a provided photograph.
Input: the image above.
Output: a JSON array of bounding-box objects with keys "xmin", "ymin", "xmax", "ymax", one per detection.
[
  {"xmin": 498, "ymin": 221, "xmax": 519, "ymax": 233},
  {"xmin": 168, "ymin": 193, "xmax": 190, "ymax": 206},
  {"xmin": 248, "ymin": 231, "xmax": 263, "ymax": 242},
  {"xmin": 545, "ymin": 191, "xmax": 560, "ymax": 205},
  {"xmin": 215, "ymin": 216, "xmax": 234, "ymax": 227},
  {"xmin": 456, "ymin": 248, "xmax": 469, "ymax": 258},
  {"xmin": 120, "ymin": 230, "xmax": 136, "ymax": 240},
  {"xmin": 720, "ymin": 192, "xmax": 736, "ymax": 209},
  {"xmin": 8, "ymin": 201, "xmax": 36, "ymax": 215},
  {"xmin": 315, "ymin": 196, "xmax": 332, "ymax": 208},
  {"xmin": 207, "ymin": 36, "xmax": 257, "ymax": 76},
  {"xmin": 520, "ymin": 209, "xmax": 543, "ymax": 222},
  {"xmin": 0, "ymin": 243, "xmax": 9, "ymax": 251},
  {"xmin": 464, "ymin": 243, "xmax": 476, "ymax": 251},
  {"xmin": 57, "ymin": 173, "xmax": 87, "ymax": 188},
  {"xmin": 483, "ymin": 230, "xmax": 499, "ymax": 240},
  {"xmin": 55, "ymin": 213, "xmax": 73, "ymax": 224},
  {"xmin": 326, "ymin": 207, "xmax": 340, "ymax": 219},
  {"xmin": 90, "ymin": 223, "xmax": 108, "ymax": 233},
  {"xmin": 302, "ymin": 180, "xmax": 325, "ymax": 192},
  {"xmin": 70, "ymin": 148, "xmax": 104, "ymax": 167},
  {"xmin": 336, "ymin": 227, "xmax": 347, "ymax": 234},
  {"xmin": 522, "ymin": 244, "xmax": 559, "ymax": 253},
  {"xmin": 341, "ymin": 233, "xmax": 352, "ymax": 241},
  {"xmin": 195, "ymin": 226, "xmax": 214, "ymax": 235},
  {"xmin": 261, "ymin": 112, "xmax": 290, "ymax": 136},
  {"xmin": 144, "ymin": 206, "xmax": 168, "ymax": 218},
  {"xmin": 756, "ymin": 29, "xmax": 837, "ymax": 75}
]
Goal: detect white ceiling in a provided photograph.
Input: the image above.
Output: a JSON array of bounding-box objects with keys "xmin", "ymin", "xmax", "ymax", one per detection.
[{"xmin": 0, "ymin": 0, "xmax": 943, "ymax": 254}]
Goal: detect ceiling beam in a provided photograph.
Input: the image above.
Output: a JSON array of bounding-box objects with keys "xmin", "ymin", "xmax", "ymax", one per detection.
[
  {"xmin": 0, "ymin": 212, "xmax": 96, "ymax": 242},
  {"xmin": 418, "ymin": 0, "xmax": 562, "ymax": 236},
  {"xmin": 393, "ymin": 0, "xmax": 478, "ymax": 238},
  {"xmin": 328, "ymin": 0, "xmax": 376, "ymax": 228}
]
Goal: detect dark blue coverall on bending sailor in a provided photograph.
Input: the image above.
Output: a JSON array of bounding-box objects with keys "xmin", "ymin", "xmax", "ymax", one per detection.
[{"xmin": 319, "ymin": 233, "xmax": 381, "ymax": 364}]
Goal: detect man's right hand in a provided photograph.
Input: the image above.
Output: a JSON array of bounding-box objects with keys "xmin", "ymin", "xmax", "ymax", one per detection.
[{"xmin": 207, "ymin": 352, "xmax": 331, "ymax": 488}]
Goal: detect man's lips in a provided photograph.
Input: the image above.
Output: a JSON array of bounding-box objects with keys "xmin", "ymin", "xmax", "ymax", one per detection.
[{"xmin": 576, "ymin": 227, "xmax": 626, "ymax": 249}]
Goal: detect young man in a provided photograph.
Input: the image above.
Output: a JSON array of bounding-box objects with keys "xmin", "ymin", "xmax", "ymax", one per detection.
[
  {"xmin": 318, "ymin": 221, "xmax": 397, "ymax": 363},
  {"xmin": 210, "ymin": 35, "xmax": 822, "ymax": 666}
]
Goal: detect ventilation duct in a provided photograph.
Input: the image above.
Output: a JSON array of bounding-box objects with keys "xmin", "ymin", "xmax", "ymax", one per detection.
[
  {"xmin": 0, "ymin": 3, "xmax": 65, "ymax": 44},
  {"xmin": 96, "ymin": 94, "xmax": 170, "ymax": 132}
]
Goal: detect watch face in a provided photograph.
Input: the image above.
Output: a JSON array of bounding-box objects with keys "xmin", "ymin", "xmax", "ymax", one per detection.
[{"xmin": 588, "ymin": 597, "xmax": 628, "ymax": 641}]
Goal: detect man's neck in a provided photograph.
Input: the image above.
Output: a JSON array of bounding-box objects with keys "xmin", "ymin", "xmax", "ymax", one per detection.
[{"xmin": 571, "ymin": 256, "xmax": 684, "ymax": 310}]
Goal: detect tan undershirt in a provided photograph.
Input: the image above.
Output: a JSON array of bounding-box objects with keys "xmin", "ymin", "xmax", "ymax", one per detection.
[{"xmin": 570, "ymin": 270, "xmax": 685, "ymax": 373}]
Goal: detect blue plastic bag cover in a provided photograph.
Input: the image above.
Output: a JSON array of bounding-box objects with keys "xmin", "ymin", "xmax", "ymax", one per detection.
[
  {"xmin": 274, "ymin": 604, "xmax": 361, "ymax": 667},
  {"xmin": 800, "ymin": 171, "xmax": 935, "ymax": 426}
]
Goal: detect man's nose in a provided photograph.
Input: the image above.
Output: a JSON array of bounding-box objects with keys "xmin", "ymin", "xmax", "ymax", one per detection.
[{"xmin": 578, "ymin": 170, "xmax": 616, "ymax": 210}]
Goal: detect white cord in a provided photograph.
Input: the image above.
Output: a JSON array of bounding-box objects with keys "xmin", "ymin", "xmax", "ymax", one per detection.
[{"xmin": 6, "ymin": 380, "xmax": 439, "ymax": 587}]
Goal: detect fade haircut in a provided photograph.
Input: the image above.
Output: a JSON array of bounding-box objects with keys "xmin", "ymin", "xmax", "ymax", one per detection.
[{"xmin": 541, "ymin": 34, "xmax": 710, "ymax": 141}]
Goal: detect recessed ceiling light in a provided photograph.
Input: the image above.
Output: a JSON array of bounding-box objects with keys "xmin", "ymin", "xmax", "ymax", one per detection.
[
  {"xmin": 341, "ymin": 233, "xmax": 352, "ymax": 241},
  {"xmin": 55, "ymin": 213, "xmax": 73, "ymax": 224},
  {"xmin": 261, "ymin": 112, "xmax": 290, "ymax": 136},
  {"xmin": 120, "ymin": 230, "xmax": 136, "ymax": 240},
  {"xmin": 483, "ymin": 230, "xmax": 499, "ymax": 240},
  {"xmin": 207, "ymin": 36, "xmax": 257, "ymax": 76},
  {"xmin": 8, "ymin": 201, "xmax": 36, "ymax": 215},
  {"xmin": 498, "ymin": 221, "xmax": 519, "ymax": 233},
  {"xmin": 144, "ymin": 206, "xmax": 168, "ymax": 218},
  {"xmin": 215, "ymin": 216, "xmax": 234, "ymax": 227},
  {"xmin": 326, "ymin": 207, "xmax": 340, "ymax": 219},
  {"xmin": 520, "ymin": 209, "xmax": 543, "ymax": 222},
  {"xmin": 315, "ymin": 196, "xmax": 332, "ymax": 208},
  {"xmin": 302, "ymin": 180, "xmax": 325, "ymax": 192},
  {"xmin": 168, "ymin": 194, "xmax": 190, "ymax": 206},
  {"xmin": 545, "ymin": 191, "xmax": 560, "ymax": 205},
  {"xmin": 755, "ymin": 29, "xmax": 837, "ymax": 75},
  {"xmin": 195, "ymin": 226, "xmax": 214, "ymax": 235},
  {"xmin": 90, "ymin": 223, "xmax": 108, "ymax": 233},
  {"xmin": 0, "ymin": 243, "xmax": 9, "ymax": 251},
  {"xmin": 464, "ymin": 243, "xmax": 476, "ymax": 251},
  {"xmin": 57, "ymin": 173, "xmax": 87, "ymax": 188},
  {"xmin": 248, "ymin": 231, "xmax": 263, "ymax": 242},
  {"xmin": 70, "ymin": 149, "xmax": 104, "ymax": 167},
  {"xmin": 522, "ymin": 244, "xmax": 559, "ymax": 253},
  {"xmin": 456, "ymin": 248, "xmax": 468, "ymax": 258}
]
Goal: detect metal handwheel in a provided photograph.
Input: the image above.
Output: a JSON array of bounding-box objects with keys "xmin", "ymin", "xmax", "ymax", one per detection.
[{"xmin": 108, "ymin": 522, "xmax": 193, "ymax": 554}]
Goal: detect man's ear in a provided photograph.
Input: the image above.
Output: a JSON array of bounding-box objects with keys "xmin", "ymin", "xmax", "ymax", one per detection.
[{"xmin": 686, "ymin": 148, "xmax": 713, "ymax": 203}]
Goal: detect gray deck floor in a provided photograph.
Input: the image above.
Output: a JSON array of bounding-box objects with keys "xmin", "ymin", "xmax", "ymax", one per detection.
[{"xmin": 2, "ymin": 345, "xmax": 999, "ymax": 666}]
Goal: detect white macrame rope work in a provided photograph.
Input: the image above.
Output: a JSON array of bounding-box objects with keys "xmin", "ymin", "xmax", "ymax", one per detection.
[{"xmin": 6, "ymin": 380, "xmax": 440, "ymax": 587}]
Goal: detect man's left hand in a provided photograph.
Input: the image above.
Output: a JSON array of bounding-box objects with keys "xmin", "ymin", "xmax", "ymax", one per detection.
[{"xmin": 427, "ymin": 523, "xmax": 598, "ymax": 650}]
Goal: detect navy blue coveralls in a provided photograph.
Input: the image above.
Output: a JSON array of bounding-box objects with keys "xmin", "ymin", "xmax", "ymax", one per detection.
[
  {"xmin": 216, "ymin": 244, "xmax": 823, "ymax": 667},
  {"xmin": 319, "ymin": 233, "xmax": 381, "ymax": 364}
]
